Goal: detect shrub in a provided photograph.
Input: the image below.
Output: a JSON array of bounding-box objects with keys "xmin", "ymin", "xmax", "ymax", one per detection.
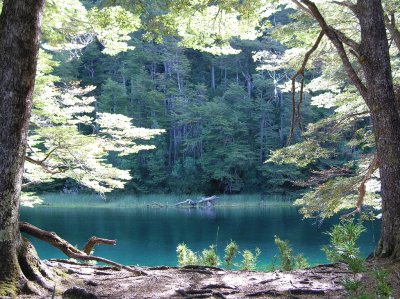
[
  {"xmin": 224, "ymin": 241, "xmax": 239, "ymax": 269},
  {"xmin": 373, "ymin": 268, "xmax": 392, "ymax": 298},
  {"xmin": 274, "ymin": 235, "xmax": 309, "ymax": 271},
  {"xmin": 177, "ymin": 243, "xmax": 199, "ymax": 266},
  {"xmin": 322, "ymin": 220, "xmax": 365, "ymax": 264},
  {"xmin": 200, "ymin": 245, "xmax": 220, "ymax": 267},
  {"xmin": 241, "ymin": 248, "xmax": 261, "ymax": 270}
]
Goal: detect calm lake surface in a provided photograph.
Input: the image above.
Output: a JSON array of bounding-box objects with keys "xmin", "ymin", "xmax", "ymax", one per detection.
[{"xmin": 20, "ymin": 203, "xmax": 380, "ymax": 268}]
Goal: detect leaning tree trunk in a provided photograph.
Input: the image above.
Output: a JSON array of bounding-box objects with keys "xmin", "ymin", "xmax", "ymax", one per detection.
[
  {"xmin": 357, "ymin": 0, "xmax": 400, "ymax": 259},
  {"xmin": 0, "ymin": 0, "xmax": 45, "ymax": 295}
]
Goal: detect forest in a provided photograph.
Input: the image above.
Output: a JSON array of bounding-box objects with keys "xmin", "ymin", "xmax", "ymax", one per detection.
[{"xmin": 0, "ymin": 0, "xmax": 400, "ymax": 298}]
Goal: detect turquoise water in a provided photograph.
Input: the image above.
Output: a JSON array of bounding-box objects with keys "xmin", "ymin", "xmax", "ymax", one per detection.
[{"xmin": 20, "ymin": 205, "xmax": 380, "ymax": 268}]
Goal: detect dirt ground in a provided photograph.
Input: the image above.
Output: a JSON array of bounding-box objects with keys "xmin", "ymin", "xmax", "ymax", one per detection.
[{"xmin": 11, "ymin": 258, "xmax": 397, "ymax": 299}]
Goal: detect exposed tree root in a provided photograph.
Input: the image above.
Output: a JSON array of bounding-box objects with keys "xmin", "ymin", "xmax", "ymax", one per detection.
[
  {"xmin": 19, "ymin": 222, "xmax": 146, "ymax": 276},
  {"xmin": 82, "ymin": 237, "xmax": 116, "ymax": 255}
]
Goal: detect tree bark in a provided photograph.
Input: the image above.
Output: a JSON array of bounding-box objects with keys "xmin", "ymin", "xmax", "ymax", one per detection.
[
  {"xmin": 211, "ymin": 63, "xmax": 216, "ymax": 89},
  {"xmin": 298, "ymin": 0, "xmax": 400, "ymax": 258},
  {"xmin": 0, "ymin": 0, "xmax": 45, "ymax": 295},
  {"xmin": 356, "ymin": 0, "xmax": 400, "ymax": 259}
]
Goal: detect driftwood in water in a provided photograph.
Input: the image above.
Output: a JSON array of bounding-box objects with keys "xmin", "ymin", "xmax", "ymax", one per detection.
[
  {"xmin": 175, "ymin": 196, "xmax": 218, "ymax": 207},
  {"xmin": 175, "ymin": 199, "xmax": 197, "ymax": 207},
  {"xmin": 19, "ymin": 221, "xmax": 146, "ymax": 276},
  {"xmin": 149, "ymin": 201, "xmax": 166, "ymax": 208},
  {"xmin": 197, "ymin": 195, "xmax": 217, "ymax": 206}
]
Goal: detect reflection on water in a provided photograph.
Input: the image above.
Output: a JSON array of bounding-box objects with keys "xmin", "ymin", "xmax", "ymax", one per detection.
[{"xmin": 20, "ymin": 205, "xmax": 380, "ymax": 267}]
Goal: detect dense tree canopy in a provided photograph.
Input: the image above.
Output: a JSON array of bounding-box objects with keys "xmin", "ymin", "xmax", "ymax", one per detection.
[{"xmin": 1, "ymin": 0, "xmax": 400, "ymax": 296}]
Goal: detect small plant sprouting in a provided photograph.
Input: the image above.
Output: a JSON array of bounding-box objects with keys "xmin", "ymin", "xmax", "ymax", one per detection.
[
  {"xmin": 322, "ymin": 220, "xmax": 365, "ymax": 264},
  {"xmin": 274, "ymin": 235, "xmax": 309, "ymax": 271},
  {"xmin": 294, "ymin": 253, "xmax": 309, "ymax": 269},
  {"xmin": 224, "ymin": 241, "xmax": 239, "ymax": 269},
  {"xmin": 201, "ymin": 245, "xmax": 220, "ymax": 267},
  {"xmin": 240, "ymin": 248, "xmax": 261, "ymax": 271},
  {"xmin": 341, "ymin": 278, "xmax": 367, "ymax": 298},
  {"xmin": 322, "ymin": 221, "xmax": 379, "ymax": 299},
  {"xmin": 373, "ymin": 268, "xmax": 392, "ymax": 298},
  {"xmin": 176, "ymin": 243, "xmax": 199, "ymax": 266}
]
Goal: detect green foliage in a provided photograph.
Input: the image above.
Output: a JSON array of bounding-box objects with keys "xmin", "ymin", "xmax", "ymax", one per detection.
[
  {"xmin": 341, "ymin": 278, "xmax": 367, "ymax": 299},
  {"xmin": 176, "ymin": 243, "xmax": 199, "ymax": 267},
  {"xmin": 240, "ymin": 248, "xmax": 261, "ymax": 271},
  {"xmin": 267, "ymin": 140, "xmax": 331, "ymax": 168},
  {"xmin": 31, "ymin": 0, "xmax": 382, "ymax": 203},
  {"xmin": 322, "ymin": 221, "xmax": 366, "ymax": 265},
  {"xmin": 274, "ymin": 235, "xmax": 309, "ymax": 271},
  {"xmin": 176, "ymin": 244, "xmax": 220, "ymax": 267},
  {"xmin": 224, "ymin": 241, "xmax": 239, "ymax": 269},
  {"xmin": 88, "ymin": 6, "xmax": 141, "ymax": 55},
  {"xmin": 274, "ymin": 235, "xmax": 293, "ymax": 271},
  {"xmin": 373, "ymin": 268, "xmax": 392, "ymax": 298},
  {"xmin": 200, "ymin": 245, "xmax": 220, "ymax": 267},
  {"xmin": 293, "ymin": 253, "xmax": 309, "ymax": 270}
]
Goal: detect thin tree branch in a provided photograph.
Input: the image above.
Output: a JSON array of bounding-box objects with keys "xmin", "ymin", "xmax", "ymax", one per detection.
[
  {"xmin": 342, "ymin": 155, "xmax": 379, "ymax": 218},
  {"xmin": 292, "ymin": 0, "xmax": 313, "ymax": 16},
  {"xmin": 330, "ymin": 27, "xmax": 360, "ymax": 54},
  {"xmin": 297, "ymin": 0, "xmax": 368, "ymax": 99},
  {"xmin": 331, "ymin": 1, "xmax": 358, "ymax": 14},
  {"xmin": 40, "ymin": 147, "xmax": 59, "ymax": 163},
  {"xmin": 287, "ymin": 31, "xmax": 324, "ymax": 146},
  {"xmin": 384, "ymin": 13, "xmax": 400, "ymax": 52},
  {"xmin": 25, "ymin": 156, "xmax": 61, "ymax": 175}
]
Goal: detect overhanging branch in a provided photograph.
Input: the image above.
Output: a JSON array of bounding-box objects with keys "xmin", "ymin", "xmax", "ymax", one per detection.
[
  {"xmin": 384, "ymin": 13, "xmax": 400, "ymax": 52},
  {"xmin": 25, "ymin": 156, "xmax": 61, "ymax": 175},
  {"xmin": 331, "ymin": 1, "xmax": 358, "ymax": 14},
  {"xmin": 287, "ymin": 31, "xmax": 324, "ymax": 146},
  {"xmin": 296, "ymin": 0, "xmax": 368, "ymax": 99},
  {"xmin": 342, "ymin": 155, "xmax": 379, "ymax": 218}
]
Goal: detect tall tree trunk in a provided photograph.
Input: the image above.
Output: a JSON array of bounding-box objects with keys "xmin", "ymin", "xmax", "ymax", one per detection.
[
  {"xmin": 211, "ymin": 63, "xmax": 216, "ymax": 89},
  {"xmin": 0, "ymin": 0, "xmax": 45, "ymax": 295},
  {"xmin": 357, "ymin": 0, "xmax": 400, "ymax": 258},
  {"xmin": 299, "ymin": 0, "xmax": 400, "ymax": 258}
]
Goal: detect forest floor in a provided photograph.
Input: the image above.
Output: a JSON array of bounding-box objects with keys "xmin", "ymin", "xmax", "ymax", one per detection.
[{"xmin": 16, "ymin": 258, "xmax": 400, "ymax": 298}]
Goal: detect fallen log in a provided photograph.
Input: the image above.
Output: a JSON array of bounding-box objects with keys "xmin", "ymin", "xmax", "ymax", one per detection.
[
  {"xmin": 197, "ymin": 195, "xmax": 217, "ymax": 206},
  {"xmin": 175, "ymin": 196, "xmax": 218, "ymax": 207},
  {"xmin": 19, "ymin": 221, "xmax": 146, "ymax": 276},
  {"xmin": 149, "ymin": 201, "xmax": 166, "ymax": 208},
  {"xmin": 175, "ymin": 199, "xmax": 197, "ymax": 207}
]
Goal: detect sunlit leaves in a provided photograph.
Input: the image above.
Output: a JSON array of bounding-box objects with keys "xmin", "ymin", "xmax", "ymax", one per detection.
[
  {"xmin": 88, "ymin": 6, "xmax": 141, "ymax": 55},
  {"xmin": 42, "ymin": 0, "xmax": 90, "ymax": 48},
  {"xmin": 97, "ymin": 113, "xmax": 165, "ymax": 156},
  {"xmin": 267, "ymin": 140, "xmax": 331, "ymax": 168},
  {"xmin": 176, "ymin": 5, "xmax": 261, "ymax": 55},
  {"xmin": 26, "ymin": 49, "xmax": 164, "ymax": 198}
]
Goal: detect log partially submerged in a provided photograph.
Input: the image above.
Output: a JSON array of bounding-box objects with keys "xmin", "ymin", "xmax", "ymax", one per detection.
[
  {"xmin": 175, "ymin": 196, "xmax": 218, "ymax": 207},
  {"xmin": 19, "ymin": 222, "xmax": 146, "ymax": 276},
  {"xmin": 175, "ymin": 199, "xmax": 197, "ymax": 207},
  {"xmin": 197, "ymin": 195, "xmax": 217, "ymax": 206}
]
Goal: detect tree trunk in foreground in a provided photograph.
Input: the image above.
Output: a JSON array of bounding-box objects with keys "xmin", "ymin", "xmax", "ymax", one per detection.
[
  {"xmin": 357, "ymin": 0, "xmax": 400, "ymax": 259},
  {"xmin": 299, "ymin": 0, "xmax": 400, "ymax": 258},
  {"xmin": 0, "ymin": 0, "xmax": 45, "ymax": 295}
]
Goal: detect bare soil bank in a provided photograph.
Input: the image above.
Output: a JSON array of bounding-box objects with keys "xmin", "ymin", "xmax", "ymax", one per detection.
[{"xmin": 15, "ymin": 259, "xmax": 400, "ymax": 298}]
